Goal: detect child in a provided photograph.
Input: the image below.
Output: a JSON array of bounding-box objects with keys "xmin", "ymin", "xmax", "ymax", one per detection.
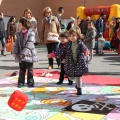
[
  {"xmin": 48, "ymin": 31, "xmax": 73, "ymax": 85},
  {"xmin": 48, "ymin": 27, "xmax": 89, "ymax": 95},
  {"xmin": 12, "ymin": 17, "xmax": 39, "ymax": 88},
  {"xmin": 98, "ymin": 33, "xmax": 105, "ymax": 55}
]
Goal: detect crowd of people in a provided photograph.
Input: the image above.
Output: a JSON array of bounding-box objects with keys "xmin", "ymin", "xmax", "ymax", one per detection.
[{"xmin": 0, "ymin": 6, "xmax": 120, "ymax": 95}]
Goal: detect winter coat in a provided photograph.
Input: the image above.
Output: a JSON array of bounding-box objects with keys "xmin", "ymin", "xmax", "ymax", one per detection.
[
  {"xmin": 7, "ymin": 22, "xmax": 16, "ymax": 37},
  {"xmin": 28, "ymin": 17, "xmax": 40, "ymax": 43},
  {"xmin": 55, "ymin": 39, "xmax": 88, "ymax": 77},
  {"xmin": 80, "ymin": 20, "xmax": 89, "ymax": 35},
  {"xmin": 0, "ymin": 18, "xmax": 5, "ymax": 39},
  {"xmin": 84, "ymin": 27, "xmax": 97, "ymax": 49},
  {"xmin": 96, "ymin": 18, "xmax": 104, "ymax": 33},
  {"xmin": 12, "ymin": 28, "xmax": 39, "ymax": 63},
  {"xmin": 98, "ymin": 37, "xmax": 105, "ymax": 48},
  {"xmin": 41, "ymin": 16, "xmax": 61, "ymax": 44}
]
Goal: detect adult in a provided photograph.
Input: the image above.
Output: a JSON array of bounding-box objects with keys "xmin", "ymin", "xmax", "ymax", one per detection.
[
  {"xmin": 84, "ymin": 21, "xmax": 97, "ymax": 62},
  {"xmin": 95, "ymin": 13, "xmax": 106, "ymax": 54},
  {"xmin": 66, "ymin": 17, "xmax": 75, "ymax": 31},
  {"xmin": 23, "ymin": 8, "xmax": 40, "ymax": 45},
  {"xmin": 80, "ymin": 16, "xmax": 91, "ymax": 36},
  {"xmin": 0, "ymin": 13, "xmax": 6, "ymax": 56},
  {"xmin": 7, "ymin": 17, "xmax": 16, "ymax": 42},
  {"xmin": 56, "ymin": 7, "xmax": 64, "ymax": 28},
  {"xmin": 41, "ymin": 7, "xmax": 61, "ymax": 69}
]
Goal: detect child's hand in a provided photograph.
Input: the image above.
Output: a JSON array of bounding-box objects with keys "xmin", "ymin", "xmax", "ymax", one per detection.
[
  {"xmin": 47, "ymin": 52, "xmax": 55, "ymax": 58},
  {"xmin": 20, "ymin": 54, "xmax": 25, "ymax": 59},
  {"xmin": 84, "ymin": 49, "xmax": 90, "ymax": 56},
  {"xmin": 47, "ymin": 54, "xmax": 51, "ymax": 58},
  {"xmin": 13, "ymin": 54, "xmax": 16, "ymax": 57}
]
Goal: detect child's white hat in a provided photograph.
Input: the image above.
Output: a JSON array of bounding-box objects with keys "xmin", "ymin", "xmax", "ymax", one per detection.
[{"xmin": 70, "ymin": 17, "xmax": 75, "ymax": 22}]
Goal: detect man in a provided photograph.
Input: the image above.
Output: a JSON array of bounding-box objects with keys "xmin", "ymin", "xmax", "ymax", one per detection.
[
  {"xmin": 56, "ymin": 7, "xmax": 64, "ymax": 29},
  {"xmin": 80, "ymin": 16, "xmax": 91, "ymax": 36},
  {"xmin": 0, "ymin": 12, "xmax": 6, "ymax": 56},
  {"xmin": 95, "ymin": 13, "xmax": 106, "ymax": 54}
]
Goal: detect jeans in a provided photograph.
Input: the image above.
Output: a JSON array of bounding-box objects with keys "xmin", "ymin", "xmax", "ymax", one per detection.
[
  {"xmin": 46, "ymin": 42, "xmax": 60, "ymax": 66},
  {"xmin": 0, "ymin": 37, "xmax": 5, "ymax": 54}
]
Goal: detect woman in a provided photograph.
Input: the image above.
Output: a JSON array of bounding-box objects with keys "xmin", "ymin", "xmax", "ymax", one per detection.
[
  {"xmin": 84, "ymin": 21, "xmax": 97, "ymax": 62},
  {"xmin": 7, "ymin": 17, "xmax": 16, "ymax": 41},
  {"xmin": 41, "ymin": 7, "xmax": 61, "ymax": 69},
  {"xmin": 23, "ymin": 8, "xmax": 40, "ymax": 45}
]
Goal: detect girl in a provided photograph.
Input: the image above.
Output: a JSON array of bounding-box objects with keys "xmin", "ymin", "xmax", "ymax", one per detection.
[
  {"xmin": 48, "ymin": 31, "xmax": 73, "ymax": 85},
  {"xmin": 7, "ymin": 17, "xmax": 16, "ymax": 42},
  {"xmin": 48, "ymin": 27, "xmax": 89, "ymax": 95},
  {"xmin": 12, "ymin": 17, "xmax": 39, "ymax": 88},
  {"xmin": 84, "ymin": 21, "xmax": 96, "ymax": 62}
]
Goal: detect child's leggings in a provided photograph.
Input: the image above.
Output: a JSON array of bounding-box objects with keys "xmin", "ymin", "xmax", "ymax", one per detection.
[{"xmin": 68, "ymin": 77, "xmax": 82, "ymax": 88}]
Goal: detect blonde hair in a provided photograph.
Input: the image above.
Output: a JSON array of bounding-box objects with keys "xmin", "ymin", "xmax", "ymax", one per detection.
[
  {"xmin": 69, "ymin": 26, "xmax": 82, "ymax": 39},
  {"xmin": 43, "ymin": 7, "xmax": 52, "ymax": 16},
  {"xmin": 23, "ymin": 8, "xmax": 32, "ymax": 17}
]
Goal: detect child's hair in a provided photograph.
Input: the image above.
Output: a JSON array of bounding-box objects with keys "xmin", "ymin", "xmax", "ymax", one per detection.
[
  {"xmin": 68, "ymin": 26, "xmax": 82, "ymax": 39},
  {"xmin": 99, "ymin": 33, "xmax": 103, "ymax": 38},
  {"xmin": 58, "ymin": 7, "xmax": 64, "ymax": 13},
  {"xmin": 59, "ymin": 31, "xmax": 69, "ymax": 38},
  {"xmin": 19, "ymin": 17, "xmax": 31, "ymax": 29}
]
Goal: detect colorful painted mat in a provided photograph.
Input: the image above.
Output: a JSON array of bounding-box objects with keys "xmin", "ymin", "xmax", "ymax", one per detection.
[{"xmin": 0, "ymin": 75, "xmax": 120, "ymax": 120}]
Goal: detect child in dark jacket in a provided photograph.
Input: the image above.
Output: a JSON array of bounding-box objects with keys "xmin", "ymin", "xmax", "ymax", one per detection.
[
  {"xmin": 48, "ymin": 31, "xmax": 73, "ymax": 85},
  {"xmin": 48, "ymin": 27, "xmax": 89, "ymax": 95},
  {"xmin": 12, "ymin": 17, "xmax": 39, "ymax": 88}
]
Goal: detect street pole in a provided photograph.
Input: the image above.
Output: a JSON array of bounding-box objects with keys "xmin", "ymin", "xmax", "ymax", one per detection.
[{"xmin": 82, "ymin": 0, "xmax": 85, "ymax": 7}]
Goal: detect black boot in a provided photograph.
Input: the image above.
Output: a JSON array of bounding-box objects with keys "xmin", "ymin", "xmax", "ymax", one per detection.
[
  {"xmin": 76, "ymin": 88, "xmax": 82, "ymax": 95},
  {"xmin": 56, "ymin": 80, "xmax": 63, "ymax": 85},
  {"xmin": 68, "ymin": 79, "xmax": 73, "ymax": 85}
]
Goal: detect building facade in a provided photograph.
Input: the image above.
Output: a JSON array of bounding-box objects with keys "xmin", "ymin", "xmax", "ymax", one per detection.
[{"xmin": 0, "ymin": 0, "xmax": 119, "ymax": 33}]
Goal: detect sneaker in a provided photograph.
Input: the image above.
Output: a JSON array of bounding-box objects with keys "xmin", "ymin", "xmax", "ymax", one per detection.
[{"xmin": 18, "ymin": 83, "xmax": 24, "ymax": 88}]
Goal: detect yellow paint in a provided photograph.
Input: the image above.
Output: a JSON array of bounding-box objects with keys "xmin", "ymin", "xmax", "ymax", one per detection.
[
  {"xmin": 32, "ymin": 85, "xmax": 66, "ymax": 95},
  {"xmin": 48, "ymin": 112, "xmax": 105, "ymax": 120}
]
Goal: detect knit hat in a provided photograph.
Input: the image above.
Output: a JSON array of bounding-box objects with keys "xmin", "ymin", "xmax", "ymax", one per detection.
[{"xmin": 70, "ymin": 17, "xmax": 75, "ymax": 22}]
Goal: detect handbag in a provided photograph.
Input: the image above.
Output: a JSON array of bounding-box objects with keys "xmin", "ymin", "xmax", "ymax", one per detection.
[
  {"xmin": 6, "ymin": 38, "xmax": 13, "ymax": 52},
  {"xmin": 47, "ymin": 33, "xmax": 60, "ymax": 42}
]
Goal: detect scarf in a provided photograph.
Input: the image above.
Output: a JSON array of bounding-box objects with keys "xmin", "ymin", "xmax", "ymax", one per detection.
[{"xmin": 44, "ymin": 16, "xmax": 52, "ymax": 24}]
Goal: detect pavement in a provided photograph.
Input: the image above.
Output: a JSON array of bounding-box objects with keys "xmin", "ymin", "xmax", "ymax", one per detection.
[{"xmin": 0, "ymin": 45, "xmax": 120, "ymax": 79}]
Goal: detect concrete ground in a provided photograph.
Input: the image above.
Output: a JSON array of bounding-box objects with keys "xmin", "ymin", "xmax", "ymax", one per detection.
[{"xmin": 0, "ymin": 45, "xmax": 120, "ymax": 79}]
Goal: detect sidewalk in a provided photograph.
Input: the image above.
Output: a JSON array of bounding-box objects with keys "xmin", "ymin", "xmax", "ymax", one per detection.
[{"xmin": 0, "ymin": 45, "xmax": 120, "ymax": 79}]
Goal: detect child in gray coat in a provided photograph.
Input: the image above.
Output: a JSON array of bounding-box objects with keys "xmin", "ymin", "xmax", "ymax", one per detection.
[
  {"xmin": 98, "ymin": 33, "xmax": 105, "ymax": 55},
  {"xmin": 12, "ymin": 17, "xmax": 39, "ymax": 88}
]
